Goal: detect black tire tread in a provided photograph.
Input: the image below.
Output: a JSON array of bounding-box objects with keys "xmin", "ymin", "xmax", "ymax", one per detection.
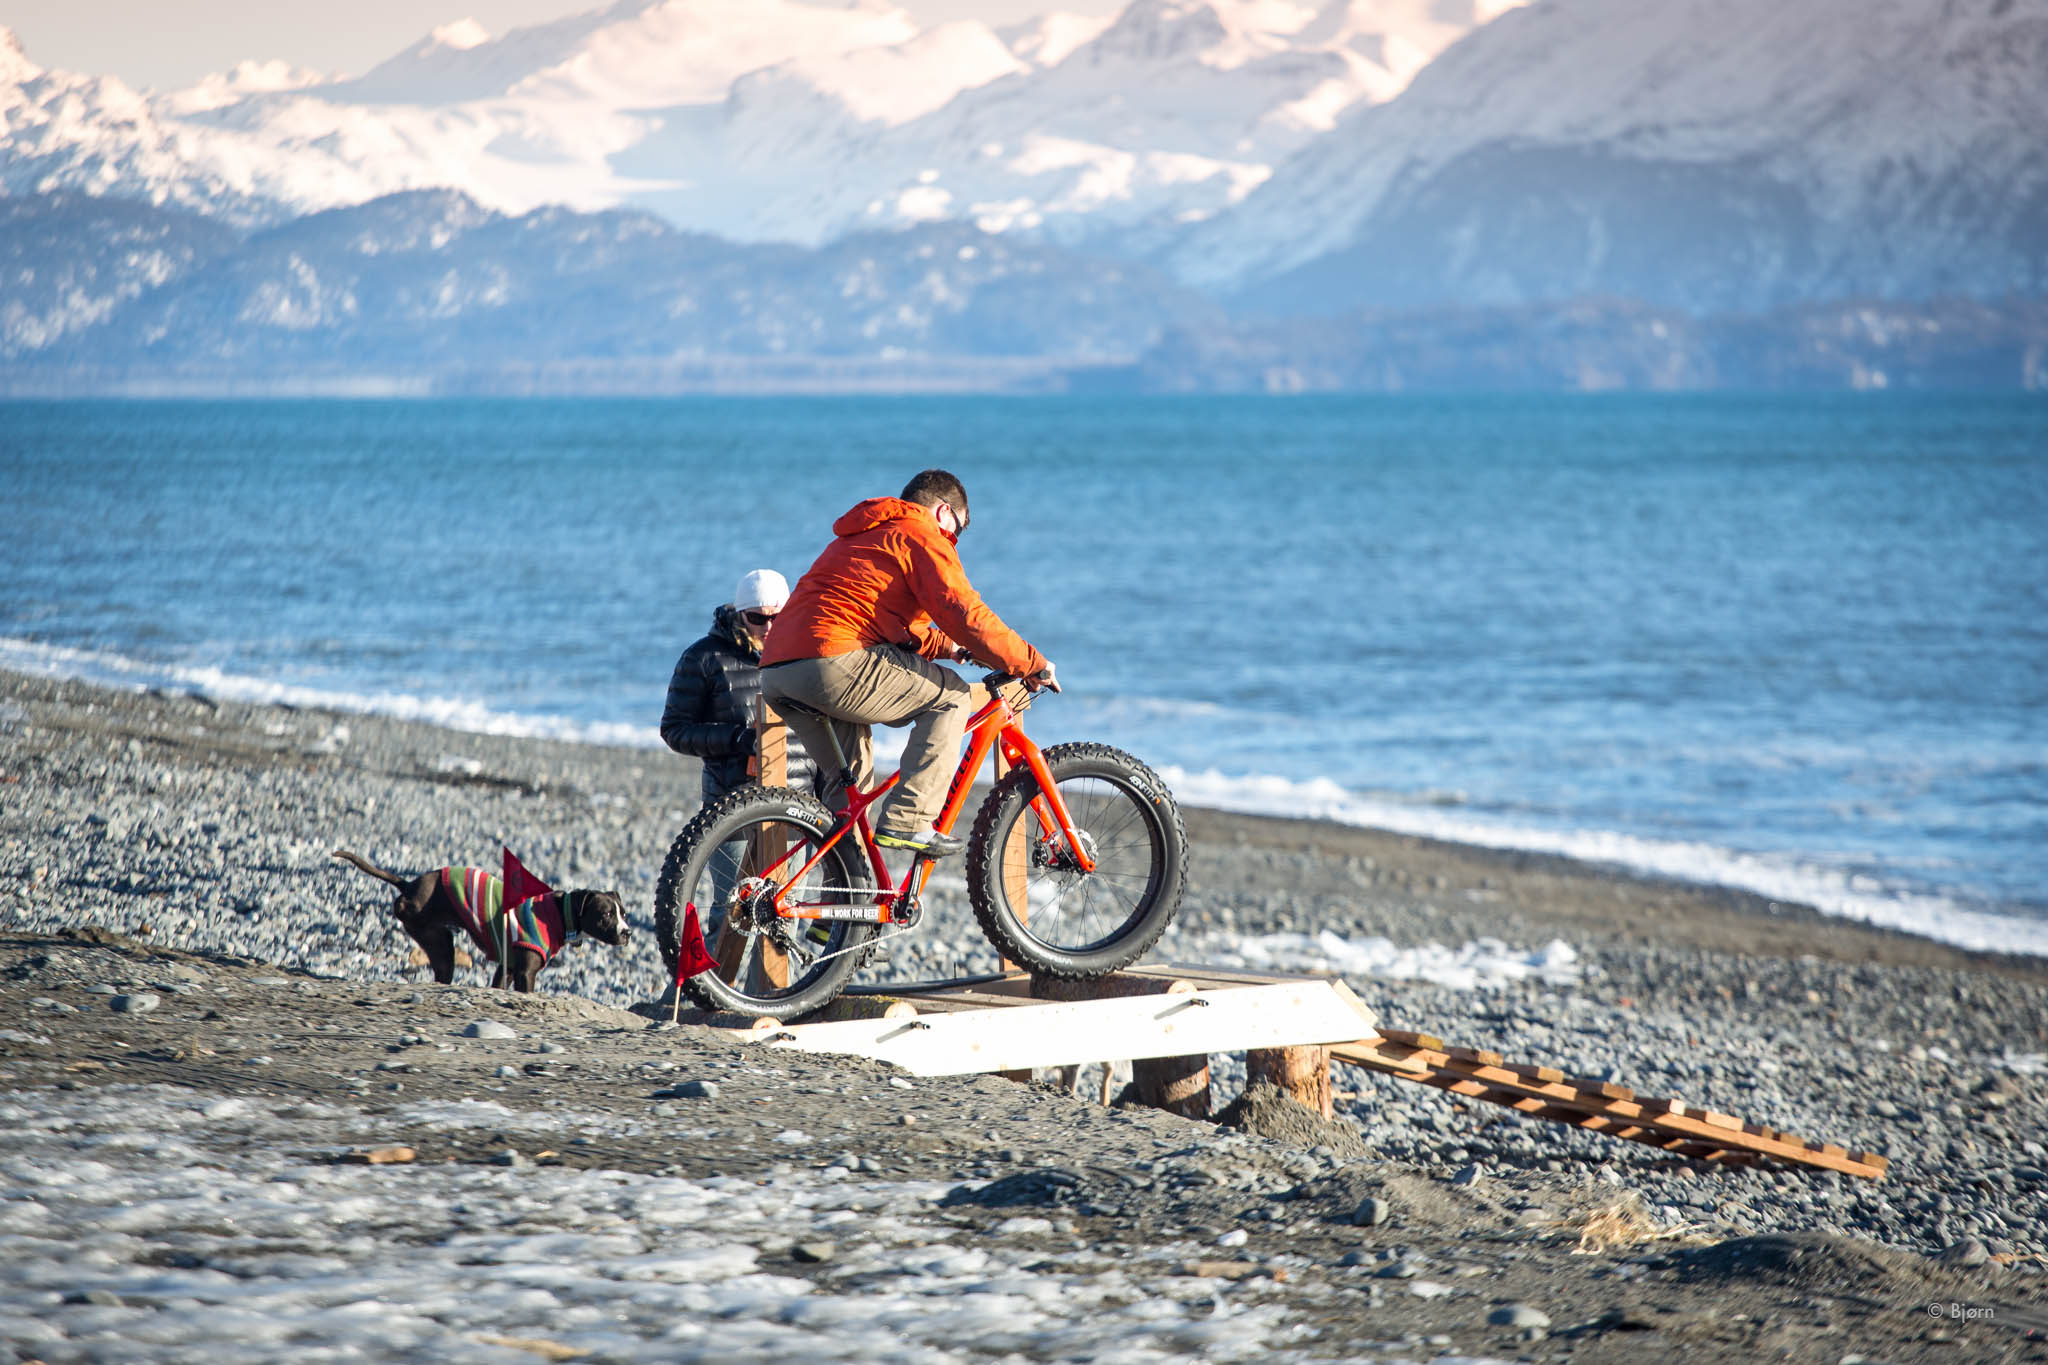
[
  {"xmin": 965, "ymin": 742, "xmax": 1186, "ymax": 979},
  {"xmin": 652, "ymin": 782, "xmax": 872, "ymax": 1018}
]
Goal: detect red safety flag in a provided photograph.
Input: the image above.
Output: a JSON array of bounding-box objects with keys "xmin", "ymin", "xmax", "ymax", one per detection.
[
  {"xmin": 676, "ymin": 902, "xmax": 719, "ymax": 982},
  {"xmin": 502, "ymin": 846, "xmax": 552, "ymax": 908}
]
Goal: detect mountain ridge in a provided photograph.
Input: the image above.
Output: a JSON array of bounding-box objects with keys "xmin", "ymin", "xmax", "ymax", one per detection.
[{"xmin": 1174, "ymin": 0, "xmax": 2048, "ymax": 311}]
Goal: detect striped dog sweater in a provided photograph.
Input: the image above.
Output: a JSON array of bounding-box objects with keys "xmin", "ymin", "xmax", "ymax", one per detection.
[{"xmin": 438, "ymin": 866, "xmax": 573, "ymax": 964}]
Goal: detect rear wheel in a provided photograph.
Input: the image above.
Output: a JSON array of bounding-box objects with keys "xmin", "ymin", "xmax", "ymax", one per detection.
[
  {"xmin": 654, "ymin": 783, "xmax": 876, "ymax": 1019},
  {"xmin": 965, "ymin": 743, "xmax": 1186, "ymax": 979}
]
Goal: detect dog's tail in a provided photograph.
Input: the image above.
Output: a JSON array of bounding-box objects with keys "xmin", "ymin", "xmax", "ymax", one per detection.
[{"xmin": 332, "ymin": 849, "xmax": 409, "ymax": 890}]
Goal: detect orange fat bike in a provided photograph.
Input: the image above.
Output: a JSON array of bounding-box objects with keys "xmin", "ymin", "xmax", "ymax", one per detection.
[{"xmin": 654, "ymin": 673, "xmax": 1187, "ymax": 1019}]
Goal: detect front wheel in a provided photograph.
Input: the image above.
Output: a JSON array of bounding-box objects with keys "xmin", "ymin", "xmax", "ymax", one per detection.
[
  {"xmin": 653, "ymin": 783, "xmax": 876, "ymax": 1019},
  {"xmin": 966, "ymin": 742, "xmax": 1187, "ymax": 978}
]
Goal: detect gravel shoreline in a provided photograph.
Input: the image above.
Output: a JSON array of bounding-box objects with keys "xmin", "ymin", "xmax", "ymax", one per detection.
[{"xmin": 3, "ymin": 667, "xmax": 2046, "ymax": 1362}]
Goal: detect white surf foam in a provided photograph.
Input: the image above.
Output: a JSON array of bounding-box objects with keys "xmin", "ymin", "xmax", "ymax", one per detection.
[
  {"xmin": 1158, "ymin": 765, "xmax": 2048, "ymax": 959},
  {"xmin": 0, "ymin": 636, "xmax": 660, "ymax": 749}
]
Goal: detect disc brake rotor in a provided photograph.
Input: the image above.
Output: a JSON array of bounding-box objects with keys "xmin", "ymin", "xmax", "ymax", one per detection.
[{"xmin": 1034, "ymin": 826, "xmax": 1097, "ymax": 877}]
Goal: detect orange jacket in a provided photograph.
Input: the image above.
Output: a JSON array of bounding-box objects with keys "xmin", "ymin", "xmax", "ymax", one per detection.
[{"xmin": 762, "ymin": 497, "xmax": 1046, "ymax": 678}]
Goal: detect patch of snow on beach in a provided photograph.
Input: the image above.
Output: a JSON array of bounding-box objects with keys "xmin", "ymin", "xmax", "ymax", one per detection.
[
  {"xmin": 0, "ymin": 1085, "xmax": 1300, "ymax": 1363},
  {"xmin": 1200, "ymin": 929, "xmax": 1583, "ymax": 991},
  {"xmin": 0, "ymin": 636, "xmax": 657, "ymax": 748}
]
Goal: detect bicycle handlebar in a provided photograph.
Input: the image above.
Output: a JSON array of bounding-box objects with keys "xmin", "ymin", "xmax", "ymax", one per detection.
[{"xmin": 981, "ymin": 669, "xmax": 1060, "ymax": 694}]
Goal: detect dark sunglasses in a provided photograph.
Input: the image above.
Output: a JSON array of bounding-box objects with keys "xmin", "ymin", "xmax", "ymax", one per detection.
[{"xmin": 741, "ymin": 609, "xmax": 778, "ymax": 627}]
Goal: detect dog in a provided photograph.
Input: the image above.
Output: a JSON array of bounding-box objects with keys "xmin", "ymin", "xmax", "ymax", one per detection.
[{"xmin": 333, "ymin": 848, "xmax": 630, "ymax": 992}]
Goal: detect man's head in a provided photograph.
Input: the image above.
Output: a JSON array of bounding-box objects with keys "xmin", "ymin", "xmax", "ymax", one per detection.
[
  {"xmin": 902, "ymin": 469, "xmax": 969, "ymax": 543},
  {"xmin": 732, "ymin": 568, "xmax": 789, "ymax": 647}
]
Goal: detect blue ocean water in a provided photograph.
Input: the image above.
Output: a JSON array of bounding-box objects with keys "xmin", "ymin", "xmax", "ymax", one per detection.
[{"xmin": 3, "ymin": 395, "xmax": 2044, "ymax": 951}]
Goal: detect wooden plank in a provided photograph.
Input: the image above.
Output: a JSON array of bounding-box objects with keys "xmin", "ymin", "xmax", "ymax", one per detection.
[
  {"xmin": 1376, "ymin": 1027, "xmax": 1447, "ymax": 1051},
  {"xmin": 992, "ymin": 746, "xmax": 1028, "ymax": 983},
  {"xmin": 1331, "ymin": 1036, "xmax": 1886, "ymax": 1180},
  {"xmin": 736, "ymin": 980, "xmax": 1377, "ymax": 1077}
]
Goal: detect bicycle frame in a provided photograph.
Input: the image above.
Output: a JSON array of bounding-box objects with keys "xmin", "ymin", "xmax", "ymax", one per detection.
[{"xmin": 752, "ymin": 686, "xmax": 1096, "ymax": 927}]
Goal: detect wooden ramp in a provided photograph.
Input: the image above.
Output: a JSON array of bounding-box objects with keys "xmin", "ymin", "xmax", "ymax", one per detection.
[
  {"xmin": 1336, "ymin": 1029, "xmax": 1889, "ymax": 1181},
  {"xmin": 708, "ymin": 965, "xmax": 1887, "ymax": 1181}
]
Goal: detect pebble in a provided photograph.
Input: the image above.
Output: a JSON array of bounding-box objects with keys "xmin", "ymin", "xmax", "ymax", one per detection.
[
  {"xmin": 492, "ymin": 1150, "xmax": 525, "ymax": 1167},
  {"xmin": 494, "ymin": 1065, "xmax": 519, "ymax": 1078},
  {"xmin": 1489, "ymin": 1303, "xmax": 1551, "ymax": 1330},
  {"xmin": 463, "ymin": 1021, "xmax": 518, "ymax": 1040},
  {"xmin": 1938, "ymin": 1237, "xmax": 1990, "ymax": 1268},
  {"xmin": 792, "ymin": 1242, "xmax": 836, "ymax": 1264},
  {"xmin": 109, "ymin": 991, "xmax": 161, "ymax": 1014},
  {"xmin": 1376, "ymin": 1259, "xmax": 1423, "ymax": 1279},
  {"xmin": 674, "ymin": 1080, "xmax": 720, "ymax": 1098},
  {"xmin": 1353, "ymin": 1196, "xmax": 1390, "ymax": 1226},
  {"xmin": 1215, "ymin": 1229, "xmax": 1249, "ymax": 1247}
]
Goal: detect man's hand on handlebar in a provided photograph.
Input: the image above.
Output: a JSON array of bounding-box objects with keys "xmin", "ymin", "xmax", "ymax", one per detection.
[{"xmin": 979, "ymin": 664, "xmax": 1060, "ymax": 695}]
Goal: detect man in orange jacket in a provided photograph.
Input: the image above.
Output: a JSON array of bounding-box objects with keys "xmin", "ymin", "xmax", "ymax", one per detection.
[{"xmin": 760, "ymin": 469, "xmax": 1053, "ymax": 858}]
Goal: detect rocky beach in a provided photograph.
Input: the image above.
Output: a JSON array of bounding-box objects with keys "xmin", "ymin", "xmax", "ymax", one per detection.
[{"xmin": 3, "ymin": 666, "xmax": 2046, "ymax": 1363}]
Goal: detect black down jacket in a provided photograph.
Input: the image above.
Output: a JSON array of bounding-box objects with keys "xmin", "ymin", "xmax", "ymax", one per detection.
[{"xmin": 660, "ymin": 605, "xmax": 818, "ymax": 801}]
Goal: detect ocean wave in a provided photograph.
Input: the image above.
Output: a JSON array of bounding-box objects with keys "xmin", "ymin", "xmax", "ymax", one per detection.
[
  {"xmin": 1155, "ymin": 764, "xmax": 2048, "ymax": 958},
  {"xmin": 0, "ymin": 637, "xmax": 661, "ymax": 750}
]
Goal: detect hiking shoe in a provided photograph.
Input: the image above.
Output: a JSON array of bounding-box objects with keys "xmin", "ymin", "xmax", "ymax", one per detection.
[{"xmin": 873, "ymin": 827, "xmax": 965, "ymax": 859}]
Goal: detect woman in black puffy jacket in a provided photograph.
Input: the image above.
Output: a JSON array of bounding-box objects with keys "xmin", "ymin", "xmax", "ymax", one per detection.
[{"xmin": 659, "ymin": 570, "xmax": 818, "ymax": 804}]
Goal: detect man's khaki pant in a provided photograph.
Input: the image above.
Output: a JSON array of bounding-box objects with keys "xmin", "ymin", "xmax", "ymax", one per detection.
[{"xmin": 761, "ymin": 645, "xmax": 986, "ymax": 837}]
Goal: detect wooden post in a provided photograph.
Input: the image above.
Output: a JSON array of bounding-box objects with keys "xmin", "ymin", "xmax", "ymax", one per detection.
[
  {"xmin": 715, "ymin": 697, "xmax": 789, "ymax": 989},
  {"xmin": 1246, "ymin": 1043, "xmax": 1333, "ymax": 1121},
  {"xmin": 992, "ymin": 742, "xmax": 1033, "ymax": 1081},
  {"xmin": 1029, "ymin": 972, "xmax": 1211, "ymax": 1117},
  {"xmin": 992, "ymin": 745, "xmax": 1032, "ymax": 968},
  {"xmin": 1132, "ymin": 981, "xmax": 1212, "ymax": 1118}
]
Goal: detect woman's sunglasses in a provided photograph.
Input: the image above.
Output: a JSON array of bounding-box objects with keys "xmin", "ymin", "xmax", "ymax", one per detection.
[{"xmin": 741, "ymin": 609, "xmax": 778, "ymax": 628}]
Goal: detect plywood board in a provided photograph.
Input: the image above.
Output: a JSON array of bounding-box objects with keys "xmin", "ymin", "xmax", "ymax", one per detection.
[{"xmin": 733, "ymin": 980, "xmax": 1377, "ymax": 1077}]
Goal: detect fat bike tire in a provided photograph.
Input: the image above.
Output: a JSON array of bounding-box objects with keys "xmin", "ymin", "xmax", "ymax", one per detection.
[
  {"xmin": 965, "ymin": 742, "xmax": 1187, "ymax": 979},
  {"xmin": 653, "ymin": 783, "xmax": 876, "ymax": 1020}
]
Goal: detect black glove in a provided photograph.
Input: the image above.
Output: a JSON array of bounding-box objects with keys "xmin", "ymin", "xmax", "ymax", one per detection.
[{"xmin": 727, "ymin": 723, "xmax": 757, "ymax": 756}]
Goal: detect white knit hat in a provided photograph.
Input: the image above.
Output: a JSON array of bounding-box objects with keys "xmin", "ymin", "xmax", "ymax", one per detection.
[{"xmin": 733, "ymin": 569, "xmax": 790, "ymax": 613}]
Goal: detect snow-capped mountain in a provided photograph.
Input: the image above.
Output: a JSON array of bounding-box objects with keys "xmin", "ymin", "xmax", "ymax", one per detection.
[
  {"xmin": 3, "ymin": 188, "xmax": 1219, "ymax": 368},
  {"xmin": 0, "ymin": 0, "xmax": 1513, "ymax": 245},
  {"xmin": 10, "ymin": 0, "xmax": 2037, "ymax": 319},
  {"xmin": 1174, "ymin": 0, "xmax": 2048, "ymax": 310}
]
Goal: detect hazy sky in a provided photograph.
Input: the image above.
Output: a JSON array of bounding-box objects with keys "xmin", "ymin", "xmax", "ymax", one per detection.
[{"xmin": 7, "ymin": 0, "xmax": 1120, "ymax": 92}]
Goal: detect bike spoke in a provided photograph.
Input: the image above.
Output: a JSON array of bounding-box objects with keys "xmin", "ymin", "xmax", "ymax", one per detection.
[{"xmin": 1004, "ymin": 772, "xmax": 1161, "ymax": 953}]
